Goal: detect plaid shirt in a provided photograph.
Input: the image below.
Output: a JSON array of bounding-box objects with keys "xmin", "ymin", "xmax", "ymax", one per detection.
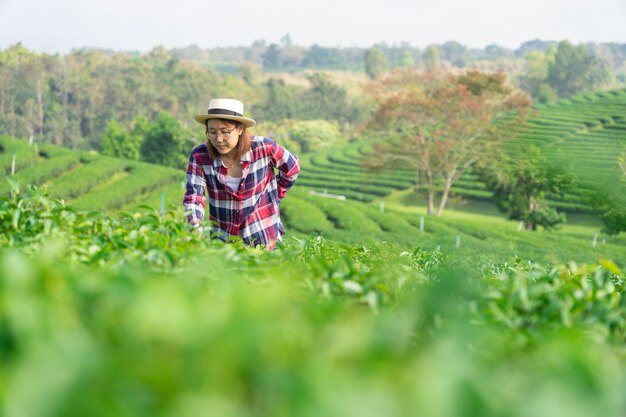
[{"xmin": 183, "ymin": 136, "xmax": 300, "ymax": 248}]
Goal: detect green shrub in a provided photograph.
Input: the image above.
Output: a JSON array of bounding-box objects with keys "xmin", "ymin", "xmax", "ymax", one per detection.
[
  {"xmin": 281, "ymin": 193, "xmax": 334, "ymax": 234},
  {"xmin": 290, "ymin": 119, "xmax": 343, "ymax": 153}
]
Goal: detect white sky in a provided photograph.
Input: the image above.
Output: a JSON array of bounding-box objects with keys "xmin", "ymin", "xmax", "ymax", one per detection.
[{"xmin": 1, "ymin": 0, "xmax": 625, "ymax": 54}]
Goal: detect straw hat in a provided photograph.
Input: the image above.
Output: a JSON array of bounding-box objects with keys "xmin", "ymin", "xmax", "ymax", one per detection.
[{"xmin": 193, "ymin": 98, "xmax": 256, "ymax": 127}]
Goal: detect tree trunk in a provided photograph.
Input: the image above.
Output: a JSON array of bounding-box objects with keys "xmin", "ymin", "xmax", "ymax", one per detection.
[
  {"xmin": 427, "ymin": 190, "xmax": 435, "ymax": 215},
  {"xmin": 424, "ymin": 170, "xmax": 435, "ymax": 215},
  {"xmin": 36, "ymin": 77, "xmax": 44, "ymax": 136},
  {"xmin": 436, "ymin": 175, "xmax": 454, "ymax": 216},
  {"xmin": 525, "ymin": 199, "xmax": 537, "ymax": 230},
  {"xmin": 525, "ymin": 222, "xmax": 537, "ymax": 231}
]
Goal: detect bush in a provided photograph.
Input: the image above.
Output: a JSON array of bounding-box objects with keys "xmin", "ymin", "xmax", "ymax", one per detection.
[{"xmin": 290, "ymin": 119, "xmax": 343, "ymax": 153}]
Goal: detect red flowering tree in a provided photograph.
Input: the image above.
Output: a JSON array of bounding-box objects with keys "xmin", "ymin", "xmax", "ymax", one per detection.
[{"xmin": 367, "ymin": 69, "xmax": 531, "ymax": 215}]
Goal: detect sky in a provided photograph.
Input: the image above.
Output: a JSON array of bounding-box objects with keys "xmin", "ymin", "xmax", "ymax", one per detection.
[{"xmin": 1, "ymin": 0, "xmax": 625, "ymax": 54}]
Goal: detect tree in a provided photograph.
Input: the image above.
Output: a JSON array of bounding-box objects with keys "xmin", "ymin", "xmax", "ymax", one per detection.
[
  {"xmin": 289, "ymin": 120, "xmax": 342, "ymax": 153},
  {"xmin": 280, "ymin": 33, "xmax": 292, "ymax": 46},
  {"xmin": 100, "ymin": 119, "xmax": 142, "ymax": 160},
  {"xmin": 239, "ymin": 62, "xmax": 262, "ymax": 84},
  {"xmin": 547, "ymin": 41, "xmax": 609, "ymax": 98},
  {"xmin": 440, "ymin": 41, "xmax": 470, "ymax": 67},
  {"xmin": 301, "ymin": 45, "xmax": 344, "ymax": 69},
  {"xmin": 484, "ymin": 44, "xmax": 513, "ymax": 59},
  {"xmin": 597, "ymin": 193, "xmax": 626, "ymax": 236},
  {"xmin": 422, "ymin": 45, "xmax": 441, "ymax": 71},
  {"xmin": 302, "ymin": 72, "xmax": 349, "ymax": 122},
  {"xmin": 262, "ymin": 44, "xmax": 282, "ymax": 70},
  {"xmin": 587, "ymin": 151, "xmax": 626, "ymax": 235},
  {"xmin": 515, "ymin": 39, "xmax": 558, "ymax": 57},
  {"xmin": 364, "ymin": 48, "xmax": 388, "ymax": 80},
  {"xmin": 367, "ymin": 69, "xmax": 530, "ymax": 215},
  {"xmin": 255, "ymin": 78, "xmax": 304, "ymax": 121},
  {"xmin": 139, "ymin": 112, "xmax": 189, "ymax": 168},
  {"xmin": 399, "ymin": 51, "xmax": 415, "ymax": 67},
  {"xmin": 479, "ymin": 147, "xmax": 574, "ymax": 230},
  {"xmin": 518, "ymin": 48, "xmax": 557, "ymax": 102}
]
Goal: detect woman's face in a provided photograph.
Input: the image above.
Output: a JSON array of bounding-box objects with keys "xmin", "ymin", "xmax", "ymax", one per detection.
[{"xmin": 206, "ymin": 119, "xmax": 243, "ymax": 156}]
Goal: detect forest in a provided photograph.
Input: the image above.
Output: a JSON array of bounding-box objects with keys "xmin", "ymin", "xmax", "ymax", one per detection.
[{"xmin": 1, "ymin": 39, "xmax": 623, "ymax": 155}]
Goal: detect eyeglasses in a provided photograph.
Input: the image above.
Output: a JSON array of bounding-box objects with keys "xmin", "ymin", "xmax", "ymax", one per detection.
[{"xmin": 206, "ymin": 127, "xmax": 237, "ymax": 139}]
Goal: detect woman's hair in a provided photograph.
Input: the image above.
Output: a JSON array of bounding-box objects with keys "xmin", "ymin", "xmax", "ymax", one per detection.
[{"xmin": 205, "ymin": 119, "xmax": 251, "ymax": 161}]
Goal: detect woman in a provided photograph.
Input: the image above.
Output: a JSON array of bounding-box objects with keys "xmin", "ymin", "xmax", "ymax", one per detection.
[{"xmin": 183, "ymin": 98, "xmax": 300, "ymax": 249}]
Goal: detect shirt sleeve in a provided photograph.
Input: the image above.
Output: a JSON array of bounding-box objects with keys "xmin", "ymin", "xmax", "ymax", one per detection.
[
  {"xmin": 182, "ymin": 152, "xmax": 207, "ymax": 225},
  {"xmin": 269, "ymin": 139, "xmax": 300, "ymax": 200}
]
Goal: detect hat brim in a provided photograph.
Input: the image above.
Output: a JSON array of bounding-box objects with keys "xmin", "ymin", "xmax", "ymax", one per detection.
[{"xmin": 194, "ymin": 114, "xmax": 256, "ymax": 128}]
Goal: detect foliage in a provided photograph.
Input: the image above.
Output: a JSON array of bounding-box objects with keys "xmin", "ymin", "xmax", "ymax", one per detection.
[
  {"xmin": 422, "ymin": 45, "xmax": 441, "ymax": 71},
  {"xmin": 261, "ymin": 43, "xmax": 282, "ymax": 70},
  {"xmin": 100, "ymin": 119, "xmax": 142, "ymax": 160},
  {"xmin": 366, "ymin": 69, "xmax": 531, "ymax": 216},
  {"xmin": 586, "ymin": 160, "xmax": 626, "ymax": 235},
  {"xmin": 302, "ymin": 73, "xmax": 351, "ymax": 123},
  {"xmin": 364, "ymin": 47, "xmax": 388, "ymax": 80},
  {"xmin": 253, "ymin": 119, "xmax": 302, "ymax": 154},
  {"xmin": 479, "ymin": 147, "xmax": 575, "ymax": 230},
  {"xmin": 172, "ymin": 38, "xmax": 626, "ymax": 78},
  {"xmin": 517, "ymin": 47, "xmax": 557, "ymax": 102},
  {"xmin": 100, "ymin": 111, "xmax": 191, "ymax": 168},
  {"xmin": 289, "ymin": 120, "xmax": 343, "ymax": 153},
  {"xmin": 300, "ymin": 44, "xmax": 363, "ymax": 70},
  {"xmin": 1, "ymin": 41, "xmax": 624, "ymax": 162},
  {"xmin": 399, "ymin": 51, "xmax": 415, "ymax": 67},
  {"xmin": 547, "ymin": 41, "xmax": 611, "ymax": 98},
  {"xmin": 439, "ymin": 41, "xmax": 471, "ymax": 67},
  {"xmin": 139, "ymin": 112, "xmax": 190, "ymax": 169},
  {"xmin": 254, "ymin": 73, "xmax": 357, "ymax": 126},
  {"xmin": 599, "ymin": 201, "xmax": 626, "ymax": 236},
  {"xmin": 1, "ymin": 187, "xmax": 626, "ymax": 416},
  {"xmin": 254, "ymin": 78, "xmax": 305, "ymax": 121},
  {"xmin": 0, "ymin": 44, "xmax": 237, "ymax": 150},
  {"xmin": 238, "ymin": 62, "xmax": 262, "ymax": 83}
]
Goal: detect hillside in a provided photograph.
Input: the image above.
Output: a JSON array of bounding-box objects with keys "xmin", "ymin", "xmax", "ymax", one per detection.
[
  {"xmin": 2, "ymin": 133, "xmax": 625, "ymax": 264},
  {"xmin": 298, "ymin": 87, "xmax": 626, "ymax": 213},
  {"xmin": 0, "ymin": 136, "xmax": 182, "ymax": 212},
  {"xmin": 3, "ymin": 86, "xmax": 626, "ymax": 263}
]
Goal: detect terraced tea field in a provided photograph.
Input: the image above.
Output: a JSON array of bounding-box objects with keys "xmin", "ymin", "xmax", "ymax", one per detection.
[
  {"xmin": 2, "ymin": 87, "xmax": 626, "ymax": 262},
  {"xmin": 298, "ymin": 88, "xmax": 626, "ymax": 212},
  {"xmin": 0, "ymin": 136, "xmax": 181, "ymax": 211}
]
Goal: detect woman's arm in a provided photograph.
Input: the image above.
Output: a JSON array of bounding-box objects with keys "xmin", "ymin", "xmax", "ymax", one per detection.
[
  {"xmin": 183, "ymin": 153, "xmax": 207, "ymax": 225},
  {"xmin": 269, "ymin": 139, "xmax": 300, "ymax": 200}
]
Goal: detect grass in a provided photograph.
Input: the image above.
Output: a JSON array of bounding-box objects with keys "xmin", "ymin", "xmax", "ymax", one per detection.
[{"xmin": 363, "ymin": 188, "xmax": 624, "ymax": 265}]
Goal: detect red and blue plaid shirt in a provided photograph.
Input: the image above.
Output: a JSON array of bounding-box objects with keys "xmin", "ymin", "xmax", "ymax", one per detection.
[{"xmin": 183, "ymin": 136, "xmax": 300, "ymax": 248}]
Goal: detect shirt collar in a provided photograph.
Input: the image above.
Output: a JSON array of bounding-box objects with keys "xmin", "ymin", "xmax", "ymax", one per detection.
[{"xmin": 212, "ymin": 149, "xmax": 252, "ymax": 168}]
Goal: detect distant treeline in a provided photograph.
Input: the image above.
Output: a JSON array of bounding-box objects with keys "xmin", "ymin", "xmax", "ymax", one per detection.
[
  {"xmin": 0, "ymin": 43, "xmax": 364, "ymax": 151},
  {"xmin": 0, "ymin": 39, "xmax": 623, "ymax": 152},
  {"xmin": 167, "ymin": 38, "xmax": 626, "ymax": 76}
]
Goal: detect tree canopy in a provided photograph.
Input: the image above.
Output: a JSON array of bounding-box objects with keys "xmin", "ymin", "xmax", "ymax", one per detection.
[
  {"xmin": 478, "ymin": 147, "xmax": 575, "ymax": 230},
  {"xmin": 367, "ymin": 69, "xmax": 531, "ymax": 215},
  {"xmin": 547, "ymin": 40, "xmax": 611, "ymax": 98}
]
